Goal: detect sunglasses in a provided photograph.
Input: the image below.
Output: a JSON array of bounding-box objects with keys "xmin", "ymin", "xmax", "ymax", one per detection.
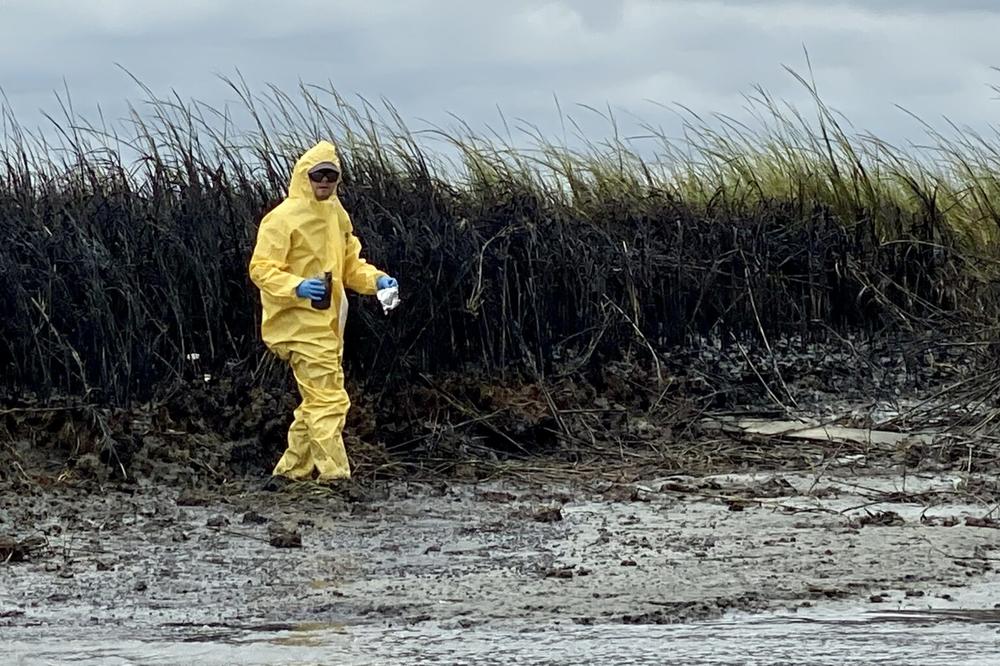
[{"xmin": 308, "ymin": 169, "xmax": 340, "ymax": 183}]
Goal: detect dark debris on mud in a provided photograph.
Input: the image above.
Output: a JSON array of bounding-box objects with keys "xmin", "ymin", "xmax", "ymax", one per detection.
[
  {"xmin": 615, "ymin": 594, "xmax": 768, "ymax": 625},
  {"xmin": 267, "ymin": 524, "xmax": 303, "ymax": 548},
  {"xmin": 0, "ymin": 331, "xmax": 991, "ymax": 494},
  {"xmin": 0, "ymin": 536, "xmax": 46, "ymax": 563}
]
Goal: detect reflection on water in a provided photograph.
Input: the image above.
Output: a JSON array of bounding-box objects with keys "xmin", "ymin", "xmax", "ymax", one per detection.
[{"xmin": 7, "ymin": 609, "xmax": 1000, "ymax": 666}]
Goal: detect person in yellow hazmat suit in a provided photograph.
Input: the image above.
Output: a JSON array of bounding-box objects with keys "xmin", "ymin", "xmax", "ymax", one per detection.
[{"xmin": 249, "ymin": 140, "xmax": 397, "ymax": 487}]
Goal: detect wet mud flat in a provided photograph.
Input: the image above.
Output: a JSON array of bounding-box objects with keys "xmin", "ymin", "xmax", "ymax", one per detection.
[{"xmin": 4, "ymin": 470, "xmax": 1000, "ymax": 664}]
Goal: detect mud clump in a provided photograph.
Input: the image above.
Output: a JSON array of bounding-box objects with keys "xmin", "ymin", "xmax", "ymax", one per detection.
[
  {"xmin": 965, "ymin": 517, "xmax": 1000, "ymax": 529},
  {"xmin": 0, "ymin": 536, "xmax": 46, "ymax": 563},
  {"xmin": 530, "ymin": 506, "xmax": 564, "ymax": 523},
  {"xmin": 545, "ymin": 566, "xmax": 575, "ymax": 580},
  {"xmin": 176, "ymin": 490, "xmax": 211, "ymax": 507},
  {"xmin": 241, "ymin": 511, "xmax": 268, "ymax": 525},
  {"xmin": 617, "ymin": 594, "xmax": 766, "ymax": 625},
  {"xmin": 853, "ymin": 510, "xmax": 905, "ymax": 528},
  {"xmin": 268, "ymin": 524, "xmax": 302, "ymax": 549}
]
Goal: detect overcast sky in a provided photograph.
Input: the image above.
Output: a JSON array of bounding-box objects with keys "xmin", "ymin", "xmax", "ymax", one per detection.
[{"xmin": 2, "ymin": 0, "xmax": 999, "ymax": 158}]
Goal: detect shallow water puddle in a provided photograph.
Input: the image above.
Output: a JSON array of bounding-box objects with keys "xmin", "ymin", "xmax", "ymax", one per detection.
[{"xmin": 7, "ymin": 604, "xmax": 1000, "ymax": 666}]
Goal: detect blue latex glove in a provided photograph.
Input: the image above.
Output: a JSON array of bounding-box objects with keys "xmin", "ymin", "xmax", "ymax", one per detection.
[
  {"xmin": 376, "ymin": 276, "xmax": 398, "ymax": 290},
  {"xmin": 296, "ymin": 278, "xmax": 327, "ymax": 300}
]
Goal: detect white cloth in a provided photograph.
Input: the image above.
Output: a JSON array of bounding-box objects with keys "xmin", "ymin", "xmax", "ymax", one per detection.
[
  {"xmin": 338, "ymin": 282, "xmax": 349, "ymax": 338},
  {"xmin": 377, "ymin": 286, "xmax": 400, "ymax": 315}
]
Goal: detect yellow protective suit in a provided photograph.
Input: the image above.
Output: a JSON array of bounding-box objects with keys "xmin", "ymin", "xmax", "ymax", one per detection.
[{"xmin": 249, "ymin": 140, "xmax": 386, "ymax": 482}]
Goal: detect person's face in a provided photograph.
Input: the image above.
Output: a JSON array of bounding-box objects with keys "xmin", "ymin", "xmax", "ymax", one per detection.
[{"xmin": 308, "ymin": 168, "xmax": 339, "ymax": 200}]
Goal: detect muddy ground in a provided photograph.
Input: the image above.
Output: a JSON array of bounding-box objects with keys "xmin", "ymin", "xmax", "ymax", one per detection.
[
  {"xmin": 3, "ymin": 464, "xmax": 1000, "ymax": 664},
  {"xmin": 4, "ymin": 337, "xmax": 1000, "ymax": 663}
]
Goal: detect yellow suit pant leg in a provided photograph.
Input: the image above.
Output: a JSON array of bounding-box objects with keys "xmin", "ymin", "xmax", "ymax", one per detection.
[
  {"xmin": 283, "ymin": 350, "xmax": 352, "ymax": 481},
  {"xmin": 272, "ymin": 402, "xmax": 316, "ymax": 480}
]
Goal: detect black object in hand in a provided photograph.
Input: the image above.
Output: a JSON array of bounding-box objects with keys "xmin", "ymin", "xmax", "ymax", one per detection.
[{"xmin": 312, "ymin": 272, "xmax": 333, "ymax": 310}]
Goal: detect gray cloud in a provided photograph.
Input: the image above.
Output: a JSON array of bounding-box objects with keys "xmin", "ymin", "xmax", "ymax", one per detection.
[{"xmin": 1, "ymin": 0, "xmax": 998, "ymax": 156}]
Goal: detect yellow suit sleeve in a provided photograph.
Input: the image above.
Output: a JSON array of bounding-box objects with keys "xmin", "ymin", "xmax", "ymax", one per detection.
[
  {"xmin": 249, "ymin": 216, "xmax": 304, "ymax": 300},
  {"xmin": 341, "ymin": 211, "xmax": 386, "ymax": 296}
]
